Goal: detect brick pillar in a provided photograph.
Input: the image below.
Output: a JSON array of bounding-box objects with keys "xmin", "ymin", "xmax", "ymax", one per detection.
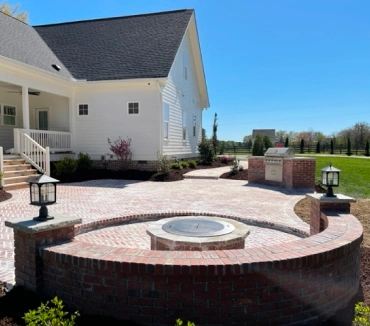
[
  {"xmin": 307, "ymin": 193, "xmax": 356, "ymax": 236},
  {"xmin": 5, "ymin": 215, "xmax": 81, "ymax": 292}
]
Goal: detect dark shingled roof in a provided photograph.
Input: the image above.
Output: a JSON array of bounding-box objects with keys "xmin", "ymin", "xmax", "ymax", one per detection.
[
  {"xmin": 0, "ymin": 12, "xmax": 72, "ymax": 79},
  {"xmin": 34, "ymin": 9, "xmax": 194, "ymax": 81}
]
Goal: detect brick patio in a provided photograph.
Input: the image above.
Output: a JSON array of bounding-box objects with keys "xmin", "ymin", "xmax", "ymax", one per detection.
[{"xmin": 0, "ymin": 166, "xmax": 309, "ymax": 285}]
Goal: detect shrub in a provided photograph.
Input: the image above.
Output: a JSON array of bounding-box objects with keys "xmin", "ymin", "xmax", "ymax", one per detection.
[
  {"xmin": 230, "ymin": 156, "xmax": 240, "ymax": 175},
  {"xmin": 316, "ymin": 141, "xmax": 321, "ymax": 153},
  {"xmin": 171, "ymin": 162, "xmax": 182, "ymax": 170},
  {"xmin": 180, "ymin": 161, "xmax": 189, "ymax": 169},
  {"xmin": 366, "ymin": 140, "xmax": 369, "ymax": 157},
  {"xmin": 239, "ymin": 165, "xmax": 244, "ymax": 171},
  {"xmin": 77, "ymin": 152, "xmax": 92, "ymax": 170},
  {"xmin": 353, "ymin": 302, "xmax": 370, "ymax": 326},
  {"xmin": 0, "ymin": 171, "xmax": 3, "ymax": 187},
  {"xmin": 300, "ymin": 139, "xmax": 305, "ymax": 154},
  {"xmin": 176, "ymin": 319, "xmax": 195, "ymax": 326},
  {"xmin": 108, "ymin": 137, "xmax": 132, "ymax": 162},
  {"xmin": 23, "ymin": 296, "xmax": 79, "ymax": 326},
  {"xmin": 188, "ymin": 160, "xmax": 197, "ymax": 168},
  {"xmin": 220, "ymin": 156, "xmax": 231, "ymax": 164},
  {"xmin": 157, "ymin": 152, "xmax": 171, "ymax": 174},
  {"xmin": 54, "ymin": 157, "xmax": 78, "ymax": 176},
  {"xmin": 198, "ymin": 139, "xmax": 214, "ymax": 164}
]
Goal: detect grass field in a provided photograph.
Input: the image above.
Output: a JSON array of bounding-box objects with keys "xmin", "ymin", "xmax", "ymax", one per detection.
[{"xmin": 297, "ymin": 155, "xmax": 370, "ymax": 198}]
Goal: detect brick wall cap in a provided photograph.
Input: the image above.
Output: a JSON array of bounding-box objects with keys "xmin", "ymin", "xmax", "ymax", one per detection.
[
  {"xmin": 306, "ymin": 193, "xmax": 356, "ymax": 203},
  {"xmin": 5, "ymin": 215, "xmax": 82, "ymax": 234}
]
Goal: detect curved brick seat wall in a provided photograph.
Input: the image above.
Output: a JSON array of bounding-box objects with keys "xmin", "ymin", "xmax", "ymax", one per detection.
[{"xmin": 39, "ymin": 210, "xmax": 362, "ymax": 326}]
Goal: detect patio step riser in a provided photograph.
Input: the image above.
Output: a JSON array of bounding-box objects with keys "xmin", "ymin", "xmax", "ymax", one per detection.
[
  {"xmin": 4, "ymin": 175, "xmax": 38, "ymax": 185},
  {"xmin": 3, "ymin": 182, "xmax": 29, "ymax": 191},
  {"xmin": 3, "ymin": 164, "xmax": 32, "ymax": 171},
  {"xmin": 4, "ymin": 170, "xmax": 37, "ymax": 178},
  {"xmin": 3, "ymin": 159, "xmax": 26, "ymax": 165}
]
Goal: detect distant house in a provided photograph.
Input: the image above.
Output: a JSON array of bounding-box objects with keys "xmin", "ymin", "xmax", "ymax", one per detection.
[
  {"xmin": 0, "ymin": 9, "xmax": 209, "ymax": 172},
  {"xmin": 252, "ymin": 129, "xmax": 276, "ymax": 145}
]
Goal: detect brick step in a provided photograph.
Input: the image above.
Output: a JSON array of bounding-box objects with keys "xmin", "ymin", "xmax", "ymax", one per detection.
[
  {"xmin": 3, "ymin": 159, "xmax": 26, "ymax": 165},
  {"xmin": 3, "ymin": 169, "xmax": 37, "ymax": 178},
  {"xmin": 4, "ymin": 174, "xmax": 38, "ymax": 185},
  {"xmin": 3, "ymin": 182, "xmax": 29, "ymax": 191},
  {"xmin": 3, "ymin": 164, "xmax": 32, "ymax": 171}
]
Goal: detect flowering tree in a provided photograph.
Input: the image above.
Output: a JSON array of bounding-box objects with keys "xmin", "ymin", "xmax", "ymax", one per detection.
[{"xmin": 108, "ymin": 137, "xmax": 132, "ymax": 168}]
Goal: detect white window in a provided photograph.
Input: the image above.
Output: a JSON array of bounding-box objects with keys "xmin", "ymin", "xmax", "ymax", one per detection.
[
  {"xmin": 78, "ymin": 104, "xmax": 88, "ymax": 116},
  {"xmin": 182, "ymin": 111, "xmax": 187, "ymax": 141},
  {"xmin": 193, "ymin": 114, "xmax": 196, "ymax": 137},
  {"xmin": 3, "ymin": 105, "xmax": 16, "ymax": 126},
  {"xmin": 163, "ymin": 103, "xmax": 169, "ymax": 140},
  {"xmin": 183, "ymin": 53, "xmax": 188, "ymax": 80},
  {"xmin": 128, "ymin": 102, "xmax": 139, "ymax": 114}
]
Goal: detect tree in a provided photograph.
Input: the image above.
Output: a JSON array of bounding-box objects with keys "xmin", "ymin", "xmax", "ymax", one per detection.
[
  {"xmin": 212, "ymin": 113, "xmax": 218, "ymax": 156},
  {"xmin": 0, "ymin": 1, "xmax": 28, "ymax": 22},
  {"xmin": 252, "ymin": 135, "xmax": 264, "ymax": 156},
  {"xmin": 366, "ymin": 140, "xmax": 369, "ymax": 157},
  {"xmin": 300, "ymin": 139, "xmax": 304, "ymax": 154},
  {"xmin": 202, "ymin": 128, "xmax": 207, "ymax": 140},
  {"xmin": 243, "ymin": 135, "xmax": 252, "ymax": 143},
  {"xmin": 284, "ymin": 137, "xmax": 289, "ymax": 148},
  {"xmin": 347, "ymin": 138, "xmax": 352, "ymax": 156},
  {"xmin": 262, "ymin": 136, "xmax": 272, "ymax": 151},
  {"xmin": 330, "ymin": 139, "xmax": 334, "ymax": 154},
  {"xmin": 316, "ymin": 141, "xmax": 321, "ymax": 153}
]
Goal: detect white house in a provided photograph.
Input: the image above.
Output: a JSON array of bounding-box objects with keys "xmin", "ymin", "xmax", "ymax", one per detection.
[{"xmin": 0, "ymin": 9, "xmax": 209, "ymax": 185}]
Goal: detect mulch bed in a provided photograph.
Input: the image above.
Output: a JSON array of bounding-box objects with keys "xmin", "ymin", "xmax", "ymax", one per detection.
[{"xmin": 0, "ymin": 189, "xmax": 12, "ymax": 202}]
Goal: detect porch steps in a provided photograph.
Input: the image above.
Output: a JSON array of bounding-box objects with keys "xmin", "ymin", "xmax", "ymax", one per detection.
[{"xmin": 2, "ymin": 156, "xmax": 39, "ymax": 191}]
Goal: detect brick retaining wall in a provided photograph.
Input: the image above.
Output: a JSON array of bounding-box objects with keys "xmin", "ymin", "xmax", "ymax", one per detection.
[{"xmin": 35, "ymin": 206, "xmax": 362, "ymax": 325}]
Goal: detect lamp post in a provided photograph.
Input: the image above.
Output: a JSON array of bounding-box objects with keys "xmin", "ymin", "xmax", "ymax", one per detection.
[
  {"xmin": 28, "ymin": 174, "xmax": 59, "ymax": 221},
  {"xmin": 321, "ymin": 165, "xmax": 340, "ymax": 197}
]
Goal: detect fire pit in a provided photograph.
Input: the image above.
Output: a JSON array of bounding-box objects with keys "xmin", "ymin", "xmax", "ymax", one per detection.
[{"xmin": 146, "ymin": 216, "xmax": 249, "ymax": 251}]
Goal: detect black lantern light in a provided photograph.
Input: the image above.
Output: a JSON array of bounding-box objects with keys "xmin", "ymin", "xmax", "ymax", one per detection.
[
  {"xmin": 321, "ymin": 165, "xmax": 340, "ymax": 197},
  {"xmin": 28, "ymin": 174, "xmax": 60, "ymax": 221}
]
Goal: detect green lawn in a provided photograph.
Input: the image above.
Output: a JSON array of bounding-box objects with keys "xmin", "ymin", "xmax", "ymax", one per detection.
[{"xmin": 297, "ymin": 155, "xmax": 370, "ymax": 198}]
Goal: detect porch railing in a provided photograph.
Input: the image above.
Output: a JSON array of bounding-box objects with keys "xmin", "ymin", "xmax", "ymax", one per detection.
[
  {"xmin": 14, "ymin": 129, "xmax": 51, "ymax": 176},
  {"xmin": 14, "ymin": 129, "xmax": 72, "ymax": 153},
  {"xmin": 29, "ymin": 130, "xmax": 71, "ymax": 152}
]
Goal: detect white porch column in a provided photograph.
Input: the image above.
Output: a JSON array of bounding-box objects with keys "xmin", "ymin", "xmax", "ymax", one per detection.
[
  {"xmin": 22, "ymin": 85, "xmax": 30, "ymax": 130},
  {"xmin": 68, "ymin": 92, "xmax": 75, "ymax": 150}
]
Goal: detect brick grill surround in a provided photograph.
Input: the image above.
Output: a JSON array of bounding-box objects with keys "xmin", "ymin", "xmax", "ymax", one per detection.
[
  {"xmin": 248, "ymin": 157, "xmax": 316, "ymax": 190},
  {"xmin": 6, "ymin": 198, "xmax": 363, "ymax": 325}
]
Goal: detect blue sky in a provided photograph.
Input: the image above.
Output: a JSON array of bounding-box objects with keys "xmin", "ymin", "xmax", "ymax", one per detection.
[{"xmin": 14, "ymin": 0, "xmax": 370, "ymax": 141}]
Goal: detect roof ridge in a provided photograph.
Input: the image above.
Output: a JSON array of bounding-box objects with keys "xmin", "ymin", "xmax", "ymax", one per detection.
[{"xmin": 34, "ymin": 8, "xmax": 193, "ymax": 27}]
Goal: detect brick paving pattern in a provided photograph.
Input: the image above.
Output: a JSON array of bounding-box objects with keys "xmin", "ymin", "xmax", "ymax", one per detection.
[
  {"xmin": 76, "ymin": 221, "xmax": 302, "ymax": 250},
  {"xmin": 0, "ymin": 166, "xmax": 309, "ymax": 285}
]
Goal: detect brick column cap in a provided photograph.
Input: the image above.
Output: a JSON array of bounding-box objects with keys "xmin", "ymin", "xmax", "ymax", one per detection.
[
  {"xmin": 5, "ymin": 215, "xmax": 82, "ymax": 234},
  {"xmin": 306, "ymin": 193, "xmax": 356, "ymax": 203}
]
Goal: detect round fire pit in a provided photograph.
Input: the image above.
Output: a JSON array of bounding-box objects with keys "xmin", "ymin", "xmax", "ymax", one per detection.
[{"xmin": 146, "ymin": 216, "xmax": 250, "ymax": 251}]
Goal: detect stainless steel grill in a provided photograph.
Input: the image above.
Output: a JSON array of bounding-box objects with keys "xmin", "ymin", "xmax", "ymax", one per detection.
[{"xmin": 264, "ymin": 147, "xmax": 294, "ymax": 181}]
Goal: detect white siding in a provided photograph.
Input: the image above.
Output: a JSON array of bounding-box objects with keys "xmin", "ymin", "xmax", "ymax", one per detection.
[
  {"xmin": 73, "ymin": 85, "xmax": 160, "ymax": 160},
  {"xmin": 29, "ymin": 92, "xmax": 69, "ymax": 131},
  {"xmin": 162, "ymin": 29, "xmax": 203, "ymax": 159}
]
